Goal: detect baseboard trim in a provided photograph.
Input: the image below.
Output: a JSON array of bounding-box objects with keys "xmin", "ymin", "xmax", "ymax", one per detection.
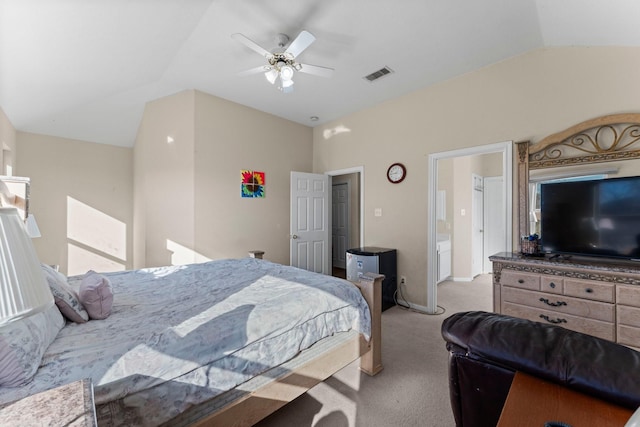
[{"xmin": 450, "ymin": 276, "xmax": 474, "ymax": 282}]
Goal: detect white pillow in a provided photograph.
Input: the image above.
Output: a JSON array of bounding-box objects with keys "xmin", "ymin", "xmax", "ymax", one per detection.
[
  {"xmin": 41, "ymin": 264, "xmax": 89, "ymax": 323},
  {"xmin": 0, "ymin": 303, "xmax": 64, "ymax": 387},
  {"xmin": 79, "ymin": 270, "xmax": 114, "ymax": 320}
]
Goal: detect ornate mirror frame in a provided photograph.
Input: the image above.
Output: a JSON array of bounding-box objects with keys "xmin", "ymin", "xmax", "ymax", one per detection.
[{"xmin": 516, "ymin": 113, "xmax": 640, "ymax": 243}]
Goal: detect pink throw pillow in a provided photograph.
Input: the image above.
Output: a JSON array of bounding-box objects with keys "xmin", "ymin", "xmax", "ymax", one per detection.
[{"xmin": 78, "ymin": 271, "xmax": 114, "ymax": 320}]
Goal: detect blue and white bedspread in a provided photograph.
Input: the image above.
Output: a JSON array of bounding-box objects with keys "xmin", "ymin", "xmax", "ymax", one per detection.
[{"xmin": 0, "ymin": 258, "xmax": 371, "ymax": 426}]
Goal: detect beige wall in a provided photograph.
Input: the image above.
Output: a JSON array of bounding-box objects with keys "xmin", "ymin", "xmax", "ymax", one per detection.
[
  {"xmin": 312, "ymin": 46, "xmax": 640, "ymax": 308},
  {"xmin": 134, "ymin": 90, "xmax": 313, "ymax": 268},
  {"xmin": 4, "ymin": 46, "xmax": 640, "ymax": 309},
  {"xmin": 0, "ymin": 107, "xmax": 17, "ymax": 174},
  {"xmin": 133, "ymin": 90, "xmax": 196, "ymax": 268},
  {"xmin": 450, "ymin": 152, "xmax": 502, "ymax": 280},
  {"xmin": 16, "ymin": 132, "xmax": 133, "ymax": 275}
]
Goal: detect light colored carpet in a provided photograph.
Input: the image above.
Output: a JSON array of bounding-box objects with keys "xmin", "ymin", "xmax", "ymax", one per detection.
[{"xmin": 255, "ymin": 274, "xmax": 493, "ymax": 427}]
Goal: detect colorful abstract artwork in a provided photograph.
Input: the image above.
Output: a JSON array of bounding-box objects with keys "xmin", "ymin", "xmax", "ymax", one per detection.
[{"xmin": 241, "ymin": 170, "xmax": 265, "ymax": 198}]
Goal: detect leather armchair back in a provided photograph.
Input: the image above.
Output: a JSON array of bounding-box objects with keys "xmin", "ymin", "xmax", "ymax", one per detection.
[{"xmin": 442, "ymin": 311, "xmax": 640, "ymax": 427}]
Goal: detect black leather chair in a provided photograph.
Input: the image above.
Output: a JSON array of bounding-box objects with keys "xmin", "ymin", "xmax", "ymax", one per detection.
[{"xmin": 441, "ymin": 311, "xmax": 640, "ymax": 427}]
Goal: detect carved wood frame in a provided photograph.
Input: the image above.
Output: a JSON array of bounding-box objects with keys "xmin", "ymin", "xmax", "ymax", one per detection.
[{"xmin": 516, "ymin": 113, "xmax": 640, "ymax": 242}]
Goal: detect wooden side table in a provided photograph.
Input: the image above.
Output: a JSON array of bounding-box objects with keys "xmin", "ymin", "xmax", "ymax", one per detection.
[
  {"xmin": 497, "ymin": 372, "xmax": 633, "ymax": 427},
  {"xmin": 0, "ymin": 379, "xmax": 97, "ymax": 426}
]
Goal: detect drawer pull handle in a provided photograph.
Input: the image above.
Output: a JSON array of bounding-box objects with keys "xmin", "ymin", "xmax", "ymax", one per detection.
[
  {"xmin": 540, "ymin": 314, "xmax": 567, "ymax": 324},
  {"xmin": 549, "ymin": 282, "xmax": 556, "ymax": 288},
  {"xmin": 585, "ymin": 288, "xmax": 594, "ymax": 293},
  {"xmin": 518, "ymin": 279, "xmax": 525, "ymax": 284},
  {"xmin": 539, "ymin": 297, "xmax": 567, "ymax": 307}
]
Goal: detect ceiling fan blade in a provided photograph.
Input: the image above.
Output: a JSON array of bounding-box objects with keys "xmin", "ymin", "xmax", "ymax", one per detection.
[
  {"xmin": 231, "ymin": 33, "xmax": 272, "ymax": 58},
  {"xmin": 284, "ymin": 30, "xmax": 316, "ymax": 58},
  {"xmin": 297, "ymin": 63, "xmax": 334, "ymax": 78},
  {"xmin": 237, "ymin": 65, "xmax": 271, "ymax": 77}
]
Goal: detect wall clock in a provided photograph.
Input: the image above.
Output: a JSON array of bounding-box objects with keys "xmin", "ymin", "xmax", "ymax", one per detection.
[{"xmin": 387, "ymin": 162, "xmax": 406, "ymax": 184}]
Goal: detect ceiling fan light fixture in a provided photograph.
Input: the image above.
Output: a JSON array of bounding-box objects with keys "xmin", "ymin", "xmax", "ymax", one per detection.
[
  {"xmin": 281, "ymin": 78, "xmax": 294, "ymax": 88},
  {"xmin": 280, "ymin": 64, "xmax": 294, "ymax": 81},
  {"xmin": 265, "ymin": 69, "xmax": 278, "ymax": 84}
]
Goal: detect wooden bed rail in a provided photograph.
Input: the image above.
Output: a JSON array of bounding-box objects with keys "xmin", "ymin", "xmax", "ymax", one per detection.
[
  {"xmin": 351, "ymin": 272, "xmax": 384, "ymax": 376},
  {"xmin": 188, "ymin": 273, "xmax": 384, "ymax": 427}
]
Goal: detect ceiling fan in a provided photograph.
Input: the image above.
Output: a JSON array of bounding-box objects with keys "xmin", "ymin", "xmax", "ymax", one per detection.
[{"xmin": 231, "ymin": 30, "xmax": 334, "ymax": 93}]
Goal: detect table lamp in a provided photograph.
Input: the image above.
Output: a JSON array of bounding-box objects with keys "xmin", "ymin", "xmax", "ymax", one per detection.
[{"xmin": 0, "ymin": 207, "xmax": 53, "ymax": 326}]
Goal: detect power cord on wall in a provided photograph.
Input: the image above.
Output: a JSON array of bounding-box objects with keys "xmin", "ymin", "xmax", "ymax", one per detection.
[{"xmin": 394, "ymin": 285, "xmax": 446, "ymax": 315}]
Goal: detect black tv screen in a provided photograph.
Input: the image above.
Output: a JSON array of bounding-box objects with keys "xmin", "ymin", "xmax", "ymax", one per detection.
[{"xmin": 541, "ymin": 176, "xmax": 640, "ymax": 260}]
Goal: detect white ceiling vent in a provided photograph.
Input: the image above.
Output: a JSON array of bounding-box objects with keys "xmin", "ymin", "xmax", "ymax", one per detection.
[{"xmin": 364, "ymin": 66, "xmax": 394, "ymax": 82}]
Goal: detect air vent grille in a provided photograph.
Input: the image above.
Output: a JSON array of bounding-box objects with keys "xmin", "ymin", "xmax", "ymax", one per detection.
[{"xmin": 364, "ymin": 66, "xmax": 394, "ymax": 82}]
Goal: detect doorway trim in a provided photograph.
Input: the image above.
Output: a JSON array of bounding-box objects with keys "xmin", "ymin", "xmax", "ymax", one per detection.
[
  {"xmin": 427, "ymin": 141, "xmax": 513, "ymax": 314},
  {"xmin": 326, "ymin": 166, "xmax": 365, "ymax": 248}
]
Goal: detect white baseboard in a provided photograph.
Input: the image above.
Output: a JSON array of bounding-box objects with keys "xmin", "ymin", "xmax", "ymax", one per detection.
[{"xmin": 450, "ymin": 276, "xmax": 474, "ymax": 282}]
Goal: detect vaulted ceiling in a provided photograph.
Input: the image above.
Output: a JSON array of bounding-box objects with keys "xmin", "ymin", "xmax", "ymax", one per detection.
[{"xmin": 1, "ymin": 0, "xmax": 639, "ymax": 147}]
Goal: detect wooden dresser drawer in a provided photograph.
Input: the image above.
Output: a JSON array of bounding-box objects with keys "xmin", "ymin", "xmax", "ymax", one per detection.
[
  {"xmin": 500, "ymin": 270, "xmax": 540, "ymax": 290},
  {"xmin": 618, "ymin": 305, "xmax": 640, "ymax": 328},
  {"xmin": 540, "ymin": 275, "xmax": 563, "ymax": 294},
  {"xmin": 616, "ymin": 305, "xmax": 640, "ymax": 350},
  {"xmin": 502, "ymin": 287, "xmax": 614, "ymax": 322},
  {"xmin": 617, "ymin": 284, "xmax": 640, "ymax": 308},
  {"xmin": 617, "ymin": 325, "xmax": 640, "ymax": 348},
  {"xmin": 616, "ymin": 306, "xmax": 640, "ymax": 348},
  {"xmin": 502, "ymin": 302, "xmax": 615, "ymax": 341},
  {"xmin": 564, "ymin": 279, "xmax": 614, "ymax": 303}
]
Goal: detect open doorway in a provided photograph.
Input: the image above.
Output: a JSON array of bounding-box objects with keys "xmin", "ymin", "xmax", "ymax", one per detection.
[
  {"xmin": 427, "ymin": 141, "xmax": 513, "ymax": 314},
  {"xmin": 327, "ymin": 167, "xmax": 364, "ymax": 279}
]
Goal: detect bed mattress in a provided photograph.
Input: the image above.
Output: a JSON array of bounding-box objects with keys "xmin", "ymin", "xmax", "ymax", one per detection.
[{"xmin": 0, "ymin": 258, "xmax": 371, "ymax": 426}]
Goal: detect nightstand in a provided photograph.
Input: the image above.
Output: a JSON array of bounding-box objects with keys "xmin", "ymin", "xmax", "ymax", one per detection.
[{"xmin": 0, "ymin": 378, "xmax": 97, "ymax": 426}]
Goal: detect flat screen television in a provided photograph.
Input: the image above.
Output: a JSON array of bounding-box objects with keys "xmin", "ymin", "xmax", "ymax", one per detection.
[{"xmin": 541, "ymin": 176, "xmax": 640, "ymax": 260}]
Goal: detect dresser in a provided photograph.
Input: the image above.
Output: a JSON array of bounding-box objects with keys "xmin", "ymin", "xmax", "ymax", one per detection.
[{"xmin": 490, "ymin": 253, "xmax": 640, "ymax": 348}]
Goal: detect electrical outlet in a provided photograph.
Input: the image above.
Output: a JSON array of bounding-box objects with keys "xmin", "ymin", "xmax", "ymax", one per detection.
[{"xmin": 400, "ymin": 276, "xmax": 406, "ymax": 285}]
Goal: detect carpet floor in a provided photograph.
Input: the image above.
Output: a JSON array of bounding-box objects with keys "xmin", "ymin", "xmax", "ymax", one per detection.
[{"xmin": 255, "ymin": 274, "xmax": 493, "ymax": 427}]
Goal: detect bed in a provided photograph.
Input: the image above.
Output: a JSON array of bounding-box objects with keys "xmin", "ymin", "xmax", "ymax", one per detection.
[{"xmin": 0, "ymin": 257, "xmax": 383, "ymax": 426}]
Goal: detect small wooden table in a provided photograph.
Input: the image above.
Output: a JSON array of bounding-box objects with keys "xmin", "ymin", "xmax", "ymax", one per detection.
[
  {"xmin": 0, "ymin": 378, "xmax": 97, "ymax": 426},
  {"xmin": 497, "ymin": 372, "xmax": 633, "ymax": 427}
]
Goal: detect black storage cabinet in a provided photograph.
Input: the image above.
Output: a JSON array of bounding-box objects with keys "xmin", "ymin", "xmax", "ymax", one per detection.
[{"xmin": 346, "ymin": 247, "xmax": 397, "ymax": 311}]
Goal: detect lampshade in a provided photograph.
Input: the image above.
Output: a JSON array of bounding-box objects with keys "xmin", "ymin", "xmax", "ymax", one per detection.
[
  {"xmin": 25, "ymin": 214, "xmax": 41, "ymax": 238},
  {"xmin": 264, "ymin": 69, "xmax": 278, "ymax": 85},
  {"xmin": 0, "ymin": 208, "xmax": 53, "ymax": 326}
]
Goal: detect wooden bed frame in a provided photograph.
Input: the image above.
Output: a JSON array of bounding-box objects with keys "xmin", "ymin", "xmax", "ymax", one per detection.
[{"xmin": 187, "ymin": 272, "xmax": 385, "ymax": 427}]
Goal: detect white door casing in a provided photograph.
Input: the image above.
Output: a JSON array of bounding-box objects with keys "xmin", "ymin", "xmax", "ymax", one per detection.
[
  {"xmin": 290, "ymin": 172, "xmax": 330, "ymax": 274},
  {"xmin": 427, "ymin": 141, "xmax": 513, "ymax": 314}
]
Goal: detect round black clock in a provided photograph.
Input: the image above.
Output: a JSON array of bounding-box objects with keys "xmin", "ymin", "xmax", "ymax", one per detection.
[{"xmin": 387, "ymin": 162, "xmax": 406, "ymax": 184}]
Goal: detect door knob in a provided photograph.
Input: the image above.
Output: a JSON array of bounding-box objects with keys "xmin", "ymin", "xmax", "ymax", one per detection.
[{"xmin": 291, "ymin": 234, "xmax": 298, "ymax": 239}]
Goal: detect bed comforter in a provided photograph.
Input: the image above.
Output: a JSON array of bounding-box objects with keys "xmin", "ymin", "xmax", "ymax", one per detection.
[{"xmin": 0, "ymin": 258, "xmax": 371, "ymax": 426}]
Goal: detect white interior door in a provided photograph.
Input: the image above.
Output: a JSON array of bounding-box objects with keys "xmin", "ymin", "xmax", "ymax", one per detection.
[
  {"xmin": 471, "ymin": 174, "xmax": 484, "ymax": 278},
  {"xmin": 290, "ymin": 172, "xmax": 330, "ymax": 274},
  {"xmin": 332, "ymin": 182, "xmax": 349, "ymax": 269},
  {"xmin": 483, "ymin": 176, "xmax": 505, "ymax": 273}
]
